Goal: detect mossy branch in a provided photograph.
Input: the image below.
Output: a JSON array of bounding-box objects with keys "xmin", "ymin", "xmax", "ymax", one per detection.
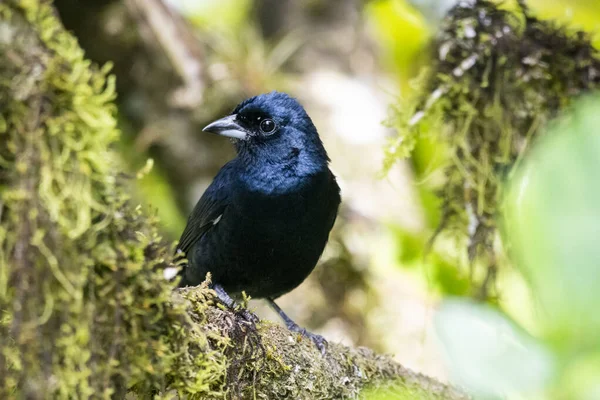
[
  {"xmin": 385, "ymin": 0, "xmax": 600, "ymax": 297},
  {"xmin": 175, "ymin": 287, "xmax": 468, "ymax": 400},
  {"xmin": 0, "ymin": 1, "xmax": 467, "ymax": 399}
]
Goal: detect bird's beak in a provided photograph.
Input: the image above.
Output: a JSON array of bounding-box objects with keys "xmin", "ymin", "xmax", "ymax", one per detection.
[{"xmin": 202, "ymin": 115, "xmax": 248, "ymax": 140}]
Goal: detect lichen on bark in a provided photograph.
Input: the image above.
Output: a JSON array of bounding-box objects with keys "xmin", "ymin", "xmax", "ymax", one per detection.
[
  {"xmin": 385, "ymin": 0, "xmax": 600, "ymax": 297},
  {"xmin": 0, "ymin": 1, "xmax": 467, "ymax": 399}
]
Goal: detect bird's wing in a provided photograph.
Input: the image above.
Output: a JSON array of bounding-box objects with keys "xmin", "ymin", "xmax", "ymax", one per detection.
[{"xmin": 176, "ymin": 162, "xmax": 234, "ymax": 256}]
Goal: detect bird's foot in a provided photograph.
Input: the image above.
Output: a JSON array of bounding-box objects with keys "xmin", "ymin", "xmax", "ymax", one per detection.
[
  {"xmin": 267, "ymin": 298, "xmax": 328, "ymax": 354},
  {"xmin": 234, "ymin": 307, "xmax": 260, "ymax": 325},
  {"xmin": 212, "ymin": 284, "xmax": 259, "ymax": 325},
  {"xmin": 286, "ymin": 322, "xmax": 328, "ymax": 355}
]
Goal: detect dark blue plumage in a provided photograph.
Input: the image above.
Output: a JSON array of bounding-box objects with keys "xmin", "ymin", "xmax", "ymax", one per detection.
[{"xmin": 177, "ymin": 91, "xmax": 341, "ymax": 351}]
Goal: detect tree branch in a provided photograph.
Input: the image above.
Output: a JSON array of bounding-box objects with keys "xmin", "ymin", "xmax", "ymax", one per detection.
[{"xmin": 176, "ymin": 287, "xmax": 468, "ymax": 399}]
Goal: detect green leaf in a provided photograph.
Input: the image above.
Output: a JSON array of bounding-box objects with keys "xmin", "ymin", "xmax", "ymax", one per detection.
[
  {"xmin": 435, "ymin": 299, "xmax": 555, "ymax": 399},
  {"xmin": 504, "ymin": 94, "xmax": 600, "ymax": 353}
]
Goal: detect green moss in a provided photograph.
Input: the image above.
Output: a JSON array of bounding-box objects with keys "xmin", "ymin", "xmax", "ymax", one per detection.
[
  {"xmin": 0, "ymin": 1, "xmax": 226, "ymax": 397},
  {"xmin": 193, "ymin": 307, "xmax": 467, "ymax": 400},
  {"xmin": 386, "ymin": 0, "xmax": 600, "ymax": 296}
]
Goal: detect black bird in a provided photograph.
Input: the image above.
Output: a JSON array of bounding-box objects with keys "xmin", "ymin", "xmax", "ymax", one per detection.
[{"xmin": 177, "ymin": 91, "xmax": 341, "ymax": 351}]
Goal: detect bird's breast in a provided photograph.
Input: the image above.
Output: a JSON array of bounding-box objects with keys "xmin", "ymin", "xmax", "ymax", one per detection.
[{"xmin": 235, "ymin": 170, "xmax": 331, "ymax": 218}]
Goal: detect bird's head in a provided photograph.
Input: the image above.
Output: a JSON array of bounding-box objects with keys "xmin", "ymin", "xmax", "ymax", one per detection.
[{"xmin": 203, "ymin": 91, "xmax": 329, "ymax": 171}]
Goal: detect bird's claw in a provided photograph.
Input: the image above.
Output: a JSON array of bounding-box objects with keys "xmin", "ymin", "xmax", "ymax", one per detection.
[
  {"xmin": 211, "ymin": 284, "xmax": 259, "ymax": 325},
  {"xmin": 287, "ymin": 324, "xmax": 328, "ymax": 355},
  {"xmin": 305, "ymin": 331, "xmax": 328, "ymax": 355},
  {"xmin": 235, "ymin": 308, "xmax": 260, "ymax": 325}
]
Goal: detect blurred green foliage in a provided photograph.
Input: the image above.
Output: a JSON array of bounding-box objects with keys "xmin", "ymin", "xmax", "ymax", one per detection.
[
  {"xmin": 435, "ymin": 95, "xmax": 600, "ymax": 399},
  {"xmin": 391, "ymin": 226, "xmax": 471, "ymax": 297},
  {"xmin": 365, "ymin": 0, "xmax": 430, "ymax": 89},
  {"xmin": 116, "ymin": 129, "xmax": 187, "ymax": 238},
  {"xmin": 361, "ymin": 382, "xmax": 446, "ymax": 400},
  {"xmin": 136, "ymin": 163, "xmax": 187, "ymax": 237},
  {"xmin": 365, "ymin": 1, "xmax": 471, "ymax": 301},
  {"xmin": 436, "ymin": 299, "xmax": 555, "ymax": 399},
  {"xmin": 187, "ymin": 0, "xmax": 298, "ymax": 97},
  {"xmin": 528, "ymin": 0, "xmax": 600, "ymax": 47},
  {"xmin": 178, "ymin": 0, "xmax": 251, "ymax": 32},
  {"xmin": 505, "ymin": 94, "xmax": 600, "ymax": 360}
]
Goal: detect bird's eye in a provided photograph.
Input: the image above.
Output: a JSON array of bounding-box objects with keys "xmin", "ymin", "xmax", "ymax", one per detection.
[{"xmin": 259, "ymin": 118, "xmax": 276, "ymax": 134}]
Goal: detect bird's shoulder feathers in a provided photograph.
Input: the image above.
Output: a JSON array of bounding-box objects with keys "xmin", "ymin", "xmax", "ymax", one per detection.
[{"xmin": 176, "ymin": 161, "xmax": 236, "ymax": 256}]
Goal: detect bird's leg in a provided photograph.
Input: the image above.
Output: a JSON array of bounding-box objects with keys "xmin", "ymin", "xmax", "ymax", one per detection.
[
  {"xmin": 267, "ymin": 298, "xmax": 327, "ymax": 354},
  {"xmin": 212, "ymin": 283, "xmax": 259, "ymax": 324},
  {"xmin": 212, "ymin": 283, "xmax": 235, "ymax": 308}
]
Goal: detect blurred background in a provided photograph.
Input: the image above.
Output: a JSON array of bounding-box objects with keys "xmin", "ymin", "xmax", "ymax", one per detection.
[{"xmin": 52, "ymin": 0, "xmax": 600, "ymax": 396}]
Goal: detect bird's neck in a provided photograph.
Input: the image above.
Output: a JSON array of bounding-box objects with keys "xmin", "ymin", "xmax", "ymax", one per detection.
[{"xmin": 236, "ymin": 148, "xmax": 327, "ymax": 195}]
